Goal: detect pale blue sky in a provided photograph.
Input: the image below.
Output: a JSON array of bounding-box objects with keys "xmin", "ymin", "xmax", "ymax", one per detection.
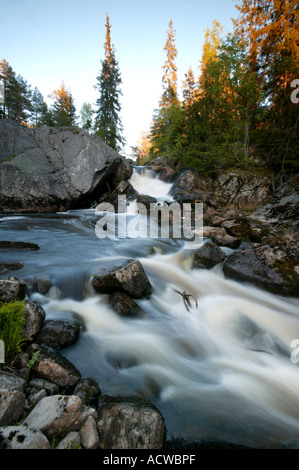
[{"xmin": 1, "ymin": 0, "xmax": 239, "ymax": 154}]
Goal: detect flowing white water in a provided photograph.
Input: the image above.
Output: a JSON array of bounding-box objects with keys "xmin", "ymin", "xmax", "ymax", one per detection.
[
  {"xmin": 1, "ymin": 167, "xmax": 299, "ymax": 448},
  {"xmin": 128, "ymin": 167, "xmax": 174, "ymax": 202}
]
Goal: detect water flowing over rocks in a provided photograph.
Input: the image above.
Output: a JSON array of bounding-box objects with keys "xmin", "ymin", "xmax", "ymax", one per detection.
[{"xmin": 0, "ymin": 120, "xmax": 132, "ymax": 212}]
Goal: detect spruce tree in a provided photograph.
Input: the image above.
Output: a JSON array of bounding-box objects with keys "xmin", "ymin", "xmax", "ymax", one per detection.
[
  {"xmin": 49, "ymin": 82, "xmax": 77, "ymax": 127},
  {"xmin": 94, "ymin": 13, "xmax": 125, "ymax": 152}
]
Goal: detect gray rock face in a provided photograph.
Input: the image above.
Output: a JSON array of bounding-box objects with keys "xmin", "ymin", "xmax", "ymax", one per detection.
[
  {"xmin": 93, "ymin": 259, "xmax": 152, "ymax": 299},
  {"xmin": 0, "ymin": 120, "xmax": 130, "ymax": 212},
  {"xmin": 108, "ymin": 291, "xmax": 146, "ymax": 318},
  {"xmin": 97, "ymin": 395, "xmax": 166, "ymax": 449}
]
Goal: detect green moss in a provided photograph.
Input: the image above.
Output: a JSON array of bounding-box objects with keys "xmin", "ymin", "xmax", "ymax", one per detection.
[{"xmin": 0, "ymin": 300, "xmax": 26, "ymax": 359}]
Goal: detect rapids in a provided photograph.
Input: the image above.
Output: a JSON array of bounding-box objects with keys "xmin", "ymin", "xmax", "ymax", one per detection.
[{"xmin": 0, "ymin": 167, "xmax": 299, "ymax": 448}]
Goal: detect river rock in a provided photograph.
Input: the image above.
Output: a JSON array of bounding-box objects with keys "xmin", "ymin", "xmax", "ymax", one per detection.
[
  {"xmin": 0, "ymin": 426, "xmax": 51, "ymax": 449},
  {"xmin": 73, "ymin": 378, "xmax": 101, "ymax": 406},
  {"xmin": 0, "ymin": 241, "xmax": 40, "ymax": 250},
  {"xmin": 23, "ymin": 394, "xmax": 84, "ymax": 439},
  {"xmin": 24, "ymin": 300, "xmax": 46, "ymax": 342},
  {"xmin": 0, "ymin": 391, "xmax": 26, "ymax": 426},
  {"xmin": 193, "ymin": 241, "xmax": 226, "ymax": 269},
  {"xmin": 55, "ymin": 431, "xmax": 81, "ymax": 449},
  {"xmin": 0, "ymin": 277, "xmax": 26, "ymax": 302},
  {"xmin": 27, "ymin": 343, "xmax": 81, "ymax": 389},
  {"xmin": 0, "ymin": 371, "xmax": 25, "ymax": 392},
  {"xmin": 223, "ymin": 241, "xmax": 299, "ymax": 296},
  {"xmin": 79, "ymin": 415, "xmax": 99, "ymax": 449},
  {"xmin": 93, "ymin": 259, "xmax": 152, "ymax": 299},
  {"xmin": 203, "ymin": 226, "xmax": 240, "ymax": 248},
  {"xmin": 35, "ymin": 319, "xmax": 81, "ymax": 349},
  {"xmin": 97, "ymin": 395, "xmax": 166, "ymax": 449},
  {"xmin": 0, "ymin": 120, "xmax": 129, "ymax": 212},
  {"xmin": 136, "ymin": 194, "xmax": 158, "ymax": 210},
  {"xmin": 108, "ymin": 291, "xmax": 146, "ymax": 318},
  {"xmin": 249, "ymin": 175, "xmax": 299, "ymax": 239},
  {"xmin": 0, "ymin": 262, "xmax": 24, "ymax": 274}
]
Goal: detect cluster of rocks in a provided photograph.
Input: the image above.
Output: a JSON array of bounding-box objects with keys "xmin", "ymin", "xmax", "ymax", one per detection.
[
  {"xmin": 147, "ymin": 158, "xmax": 298, "ymax": 297},
  {"xmin": 0, "ymin": 272, "xmax": 166, "ymax": 450}
]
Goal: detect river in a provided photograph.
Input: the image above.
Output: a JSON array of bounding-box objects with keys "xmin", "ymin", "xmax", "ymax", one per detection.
[{"xmin": 1, "ymin": 167, "xmax": 299, "ymax": 449}]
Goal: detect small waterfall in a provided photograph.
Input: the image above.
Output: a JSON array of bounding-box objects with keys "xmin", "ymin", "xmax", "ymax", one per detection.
[{"xmin": 129, "ymin": 166, "xmax": 174, "ymax": 202}]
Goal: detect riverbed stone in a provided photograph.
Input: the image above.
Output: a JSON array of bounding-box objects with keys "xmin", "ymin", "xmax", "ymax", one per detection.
[
  {"xmin": 193, "ymin": 241, "xmax": 226, "ymax": 269},
  {"xmin": 27, "ymin": 343, "xmax": 81, "ymax": 388},
  {"xmin": 0, "ymin": 371, "xmax": 25, "ymax": 392},
  {"xmin": 108, "ymin": 291, "xmax": 146, "ymax": 318},
  {"xmin": 223, "ymin": 241, "xmax": 299, "ymax": 296},
  {"xmin": 0, "ymin": 391, "xmax": 26, "ymax": 426},
  {"xmin": 24, "ymin": 300, "xmax": 46, "ymax": 342},
  {"xmin": 80, "ymin": 415, "xmax": 99, "ymax": 449},
  {"xmin": 0, "ymin": 277, "xmax": 26, "ymax": 302},
  {"xmin": 0, "ymin": 426, "xmax": 51, "ymax": 449},
  {"xmin": 73, "ymin": 378, "xmax": 101, "ymax": 406},
  {"xmin": 93, "ymin": 259, "xmax": 152, "ymax": 299},
  {"xmin": 55, "ymin": 431, "xmax": 81, "ymax": 449},
  {"xmin": 35, "ymin": 319, "xmax": 81, "ymax": 349},
  {"xmin": 97, "ymin": 395, "xmax": 166, "ymax": 449},
  {"xmin": 23, "ymin": 394, "xmax": 84, "ymax": 439}
]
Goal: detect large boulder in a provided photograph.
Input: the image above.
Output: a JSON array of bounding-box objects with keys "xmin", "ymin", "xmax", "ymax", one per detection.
[
  {"xmin": 223, "ymin": 241, "xmax": 299, "ymax": 297},
  {"xmin": 0, "ymin": 120, "xmax": 131, "ymax": 212},
  {"xmin": 93, "ymin": 259, "xmax": 152, "ymax": 299},
  {"xmin": 27, "ymin": 343, "xmax": 81, "ymax": 389},
  {"xmin": 97, "ymin": 395, "xmax": 166, "ymax": 449}
]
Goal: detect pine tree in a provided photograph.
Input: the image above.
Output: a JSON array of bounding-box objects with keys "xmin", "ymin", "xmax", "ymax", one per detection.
[
  {"xmin": 49, "ymin": 82, "xmax": 77, "ymax": 127},
  {"xmin": 94, "ymin": 13, "xmax": 125, "ymax": 152},
  {"xmin": 160, "ymin": 20, "xmax": 179, "ymax": 108},
  {"xmin": 0, "ymin": 59, "xmax": 32, "ymax": 124},
  {"xmin": 30, "ymin": 87, "xmax": 45, "ymax": 127}
]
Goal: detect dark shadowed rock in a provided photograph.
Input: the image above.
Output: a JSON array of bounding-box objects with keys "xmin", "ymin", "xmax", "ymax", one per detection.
[
  {"xmin": 0, "ymin": 262, "xmax": 24, "ymax": 274},
  {"xmin": 35, "ymin": 319, "xmax": 81, "ymax": 349},
  {"xmin": 0, "ymin": 241, "xmax": 39, "ymax": 250},
  {"xmin": 93, "ymin": 259, "xmax": 152, "ymax": 299},
  {"xmin": 223, "ymin": 241, "xmax": 299, "ymax": 296},
  {"xmin": 74, "ymin": 378, "xmax": 101, "ymax": 406},
  {"xmin": 0, "ymin": 120, "xmax": 130, "ymax": 212},
  {"xmin": 0, "ymin": 391, "xmax": 26, "ymax": 426},
  {"xmin": 97, "ymin": 395, "xmax": 166, "ymax": 449},
  {"xmin": 0, "ymin": 277, "xmax": 26, "ymax": 302},
  {"xmin": 24, "ymin": 301, "xmax": 46, "ymax": 342},
  {"xmin": 193, "ymin": 241, "xmax": 226, "ymax": 269},
  {"xmin": 109, "ymin": 291, "xmax": 146, "ymax": 318}
]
